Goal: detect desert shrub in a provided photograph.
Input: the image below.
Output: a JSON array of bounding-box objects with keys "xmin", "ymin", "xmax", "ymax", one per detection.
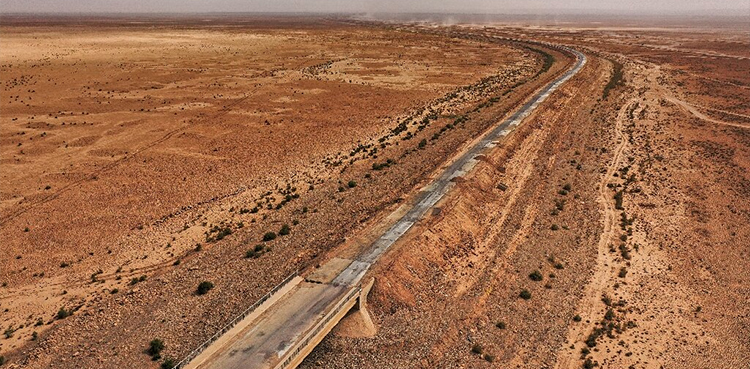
[
  {"xmin": 246, "ymin": 244, "xmax": 267, "ymax": 259},
  {"xmin": 583, "ymin": 357, "xmax": 596, "ymax": 369},
  {"xmin": 262, "ymin": 232, "xmax": 277, "ymax": 242},
  {"xmin": 147, "ymin": 338, "xmax": 164, "ymax": 359},
  {"xmin": 0, "ymin": 356, "xmax": 4, "ymax": 365},
  {"xmin": 585, "ymin": 330, "xmax": 600, "ymax": 347},
  {"xmin": 495, "ymin": 321, "xmax": 506, "ymax": 329},
  {"xmin": 563, "ymin": 183, "xmax": 572, "ymax": 191},
  {"xmin": 130, "ymin": 275, "xmax": 147, "ymax": 285},
  {"xmin": 529, "ymin": 270, "xmax": 543, "ymax": 281},
  {"xmin": 554, "ymin": 263, "xmax": 564, "ymax": 270},
  {"xmin": 618, "ymin": 267, "xmax": 628, "ymax": 278},
  {"xmin": 551, "ymin": 224, "xmax": 559, "ymax": 231},
  {"xmin": 619, "ymin": 244, "xmax": 631, "ymax": 260},
  {"xmin": 3, "ymin": 327, "xmax": 15, "ymax": 339},
  {"xmin": 56, "ymin": 308, "xmax": 70, "ymax": 320},
  {"xmin": 519, "ymin": 289, "xmax": 532, "ymax": 300},
  {"xmin": 483, "ymin": 354, "xmax": 495, "ymax": 362},
  {"xmin": 418, "ymin": 139, "xmax": 427, "ymax": 149},
  {"xmin": 614, "ymin": 190, "xmax": 624, "ymax": 210},
  {"xmin": 604, "ymin": 309, "xmax": 615, "ymax": 321},
  {"xmin": 573, "ymin": 314, "xmax": 582, "ymax": 322},
  {"xmin": 59, "ymin": 262, "xmax": 69, "ymax": 268},
  {"xmin": 555, "ymin": 199, "xmax": 566, "ymax": 211},
  {"xmin": 471, "ymin": 343, "xmax": 483, "ymax": 355},
  {"xmin": 161, "ymin": 357, "xmax": 175, "ymax": 369},
  {"xmin": 196, "ymin": 281, "xmax": 214, "ymax": 295},
  {"xmin": 347, "ymin": 180, "xmax": 357, "ymax": 188},
  {"xmin": 279, "ymin": 224, "xmax": 291, "ymax": 236}
]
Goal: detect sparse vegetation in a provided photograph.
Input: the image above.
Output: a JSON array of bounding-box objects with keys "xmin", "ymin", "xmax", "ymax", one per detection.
[
  {"xmin": 602, "ymin": 59, "xmax": 624, "ymax": 99},
  {"xmin": 471, "ymin": 343, "xmax": 483, "ymax": 355},
  {"xmin": 196, "ymin": 281, "xmax": 214, "ymax": 295},
  {"xmin": 262, "ymin": 232, "xmax": 277, "ymax": 241},
  {"xmin": 3, "ymin": 327, "xmax": 16, "ymax": 339},
  {"xmin": 519, "ymin": 289, "xmax": 532, "ymax": 300},
  {"xmin": 56, "ymin": 307, "xmax": 70, "ymax": 320},
  {"xmin": 614, "ymin": 190, "xmax": 624, "ymax": 210},
  {"xmin": 130, "ymin": 275, "xmax": 147, "ymax": 285},
  {"xmin": 147, "ymin": 338, "xmax": 164, "ymax": 360},
  {"xmin": 161, "ymin": 357, "xmax": 175, "ymax": 369},
  {"xmin": 246, "ymin": 244, "xmax": 268, "ymax": 259},
  {"xmin": 529, "ymin": 270, "xmax": 543, "ymax": 281}
]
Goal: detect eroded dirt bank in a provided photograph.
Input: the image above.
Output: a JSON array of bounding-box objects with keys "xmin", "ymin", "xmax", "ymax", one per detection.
[{"xmin": 302, "ymin": 24, "xmax": 750, "ymax": 369}]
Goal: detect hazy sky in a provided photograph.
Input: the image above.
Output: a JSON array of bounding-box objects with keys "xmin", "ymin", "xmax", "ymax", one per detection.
[{"xmin": 1, "ymin": 0, "xmax": 748, "ymax": 15}]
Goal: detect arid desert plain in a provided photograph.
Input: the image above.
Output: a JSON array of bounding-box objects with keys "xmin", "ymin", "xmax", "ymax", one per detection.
[{"xmin": 1, "ymin": 14, "xmax": 749, "ymax": 369}]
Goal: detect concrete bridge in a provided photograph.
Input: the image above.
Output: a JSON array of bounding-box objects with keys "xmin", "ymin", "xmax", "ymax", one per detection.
[{"xmin": 178, "ymin": 42, "xmax": 586, "ymax": 369}]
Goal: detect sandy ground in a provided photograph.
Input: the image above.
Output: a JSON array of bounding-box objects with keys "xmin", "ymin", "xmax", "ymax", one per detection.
[
  {"xmin": 1, "ymin": 16, "xmax": 748, "ymax": 369},
  {"xmin": 301, "ymin": 22, "xmax": 750, "ymax": 369},
  {"xmin": 0, "ymin": 17, "xmax": 557, "ymax": 368}
]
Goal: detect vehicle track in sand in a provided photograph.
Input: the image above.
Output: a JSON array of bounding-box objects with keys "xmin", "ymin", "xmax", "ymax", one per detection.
[{"xmin": 554, "ymin": 92, "xmax": 638, "ymax": 369}]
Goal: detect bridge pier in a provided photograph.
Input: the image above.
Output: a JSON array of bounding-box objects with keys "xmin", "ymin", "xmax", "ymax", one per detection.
[{"xmin": 336, "ymin": 277, "xmax": 377, "ymax": 338}]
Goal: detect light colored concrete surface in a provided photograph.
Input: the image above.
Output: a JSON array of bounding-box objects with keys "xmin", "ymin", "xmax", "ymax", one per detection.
[
  {"xmin": 305, "ymin": 258, "xmax": 353, "ymax": 284},
  {"xmin": 194, "ymin": 282, "xmax": 348, "ymax": 369},
  {"xmin": 184, "ymin": 276, "xmax": 303, "ymax": 369}
]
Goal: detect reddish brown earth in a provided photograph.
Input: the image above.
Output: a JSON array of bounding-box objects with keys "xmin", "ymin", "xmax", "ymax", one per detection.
[
  {"xmin": 1, "ymin": 15, "xmax": 748, "ymax": 369},
  {"xmin": 0, "ymin": 16, "xmax": 561, "ymax": 368}
]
